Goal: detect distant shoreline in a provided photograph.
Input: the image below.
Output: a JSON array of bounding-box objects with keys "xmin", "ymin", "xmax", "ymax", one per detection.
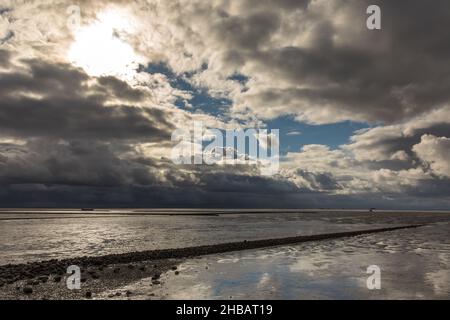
[
  {"xmin": 1, "ymin": 208, "xmax": 449, "ymax": 214},
  {"xmin": 2, "ymin": 208, "xmax": 450, "ymax": 215},
  {"xmin": 1, "ymin": 209, "xmax": 449, "ymax": 222}
]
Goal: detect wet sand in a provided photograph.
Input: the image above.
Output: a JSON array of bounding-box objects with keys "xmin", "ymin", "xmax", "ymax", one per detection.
[
  {"xmin": 0, "ymin": 224, "xmax": 422, "ymax": 299},
  {"xmin": 143, "ymin": 222, "xmax": 449, "ymax": 300}
]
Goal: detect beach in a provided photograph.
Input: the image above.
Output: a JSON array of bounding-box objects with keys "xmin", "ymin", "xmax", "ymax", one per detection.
[{"xmin": 0, "ymin": 210, "xmax": 449, "ymax": 299}]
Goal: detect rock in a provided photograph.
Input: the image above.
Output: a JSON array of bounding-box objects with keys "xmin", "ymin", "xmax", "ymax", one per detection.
[
  {"xmin": 171, "ymin": 266, "xmax": 177, "ymax": 271},
  {"xmin": 151, "ymin": 274, "xmax": 160, "ymax": 280},
  {"xmin": 85, "ymin": 291, "xmax": 92, "ymax": 298},
  {"xmin": 23, "ymin": 287, "xmax": 33, "ymax": 294},
  {"xmin": 80, "ymin": 277, "xmax": 87, "ymax": 283},
  {"xmin": 205, "ymin": 266, "xmax": 209, "ymax": 270},
  {"xmin": 115, "ymin": 292, "xmax": 122, "ymax": 296},
  {"xmin": 91, "ymin": 273, "xmax": 99, "ymax": 279},
  {"xmin": 152, "ymin": 280, "xmax": 161, "ymax": 285},
  {"xmin": 126, "ymin": 290, "xmax": 133, "ymax": 296},
  {"xmin": 174, "ymin": 271, "xmax": 180, "ymax": 275},
  {"xmin": 128, "ymin": 264, "xmax": 134, "ymax": 269},
  {"xmin": 139, "ymin": 266, "xmax": 146, "ymax": 271},
  {"xmin": 53, "ymin": 276, "xmax": 62, "ymax": 283},
  {"xmin": 113, "ymin": 268, "xmax": 120, "ymax": 273},
  {"xmin": 38, "ymin": 276, "xmax": 48, "ymax": 283}
]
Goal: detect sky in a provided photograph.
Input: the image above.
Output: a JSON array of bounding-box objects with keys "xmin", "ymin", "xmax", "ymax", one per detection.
[{"xmin": 0, "ymin": 0, "xmax": 449, "ymax": 209}]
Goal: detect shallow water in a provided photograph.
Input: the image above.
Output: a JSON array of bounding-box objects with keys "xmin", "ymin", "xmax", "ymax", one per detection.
[
  {"xmin": 1, "ymin": 209, "xmax": 449, "ymax": 265},
  {"xmin": 106, "ymin": 221, "xmax": 450, "ymax": 300}
]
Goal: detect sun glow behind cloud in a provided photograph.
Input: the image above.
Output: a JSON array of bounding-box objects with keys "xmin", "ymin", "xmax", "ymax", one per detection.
[{"xmin": 68, "ymin": 9, "xmax": 142, "ymax": 79}]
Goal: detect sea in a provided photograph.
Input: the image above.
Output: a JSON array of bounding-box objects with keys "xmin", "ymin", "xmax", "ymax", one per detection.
[{"xmin": 1, "ymin": 209, "xmax": 449, "ymax": 299}]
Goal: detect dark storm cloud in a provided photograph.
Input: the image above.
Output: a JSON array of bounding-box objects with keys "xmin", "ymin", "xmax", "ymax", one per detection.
[
  {"xmin": 0, "ymin": 139, "xmax": 325, "ymax": 208},
  {"xmin": 0, "ymin": 96, "xmax": 172, "ymax": 141},
  {"xmin": 1, "ymin": 181, "xmax": 448, "ymax": 210},
  {"xmin": 0, "ymin": 140, "xmax": 144, "ymax": 187},
  {"xmin": 0, "ymin": 53, "xmax": 185, "ymax": 204},
  {"xmin": 233, "ymin": 0, "xmax": 450, "ymax": 124},
  {"xmin": 198, "ymin": 171, "xmax": 298, "ymax": 194},
  {"xmin": 354, "ymin": 122, "xmax": 450, "ymax": 160},
  {"xmin": 0, "ymin": 139, "xmax": 198, "ymax": 189},
  {"xmin": 0, "ymin": 58, "xmax": 88, "ymax": 97},
  {"xmin": 212, "ymin": 12, "xmax": 281, "ymax": 51},
  {"xmin": 294, "ymin": 170, "xmax": 341, "ymax": 191},
  {"xmin": 97, "ymin": 76, "xmax": 145, "ymax": 102},
  {"xmin": 238, "ymin": 0, "xmax": 311, "ymax": 11},
  {"xmin": 0, "ymin": 58, "xmax": 173, "ymax": 141},
  {"xmin": 345, "ymin": 111, "xmax": 450, "ymax": 172}
]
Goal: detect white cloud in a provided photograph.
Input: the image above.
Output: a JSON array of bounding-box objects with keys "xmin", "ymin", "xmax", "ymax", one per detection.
[{"xmin": 413, "ymin": 135, "xmax": 450, "ymax": 178}]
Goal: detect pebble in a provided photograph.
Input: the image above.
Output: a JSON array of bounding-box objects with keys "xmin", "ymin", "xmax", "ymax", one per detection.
[
  {"xmin": 85, "ymin": 291, "xmax": 92, "ymax": 299},
  {"xmin": 174, "ymin": 271, "xmax": 180, "ymax": 275},
  {"xmin": 23, "ymin": 287, "xmax": 33, "ymax": 294},
  {"xmin": 151, "ymin": 274, "xmax": 160, "ymax": 280}
]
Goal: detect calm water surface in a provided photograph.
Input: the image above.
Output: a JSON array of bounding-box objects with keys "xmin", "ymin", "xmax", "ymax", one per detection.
[
  {"xmin": 102, "ymin": 221, "xmax": 450, "ymax": 299},
  {"xmin": 1, "ymin": 209, "xmax": 449, "ymax": 266}
]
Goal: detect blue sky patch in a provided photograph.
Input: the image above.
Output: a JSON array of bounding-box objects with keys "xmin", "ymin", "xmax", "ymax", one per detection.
[
  {"xmin": 141, "ymin": 62, "xmax": 232, "ymax": 117},
  {"xmin": 141, "ymin": 63, "xmax": 370, "ymax": 155},
  {"xmin": 267, "ymin": 116, "xmax": 371, "ymax": 154}
]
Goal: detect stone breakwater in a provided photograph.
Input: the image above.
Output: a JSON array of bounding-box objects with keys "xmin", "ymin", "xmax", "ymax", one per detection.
[{"xmin": 0, "ymin": 224, "xmax": 424, "ymax": 285}]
